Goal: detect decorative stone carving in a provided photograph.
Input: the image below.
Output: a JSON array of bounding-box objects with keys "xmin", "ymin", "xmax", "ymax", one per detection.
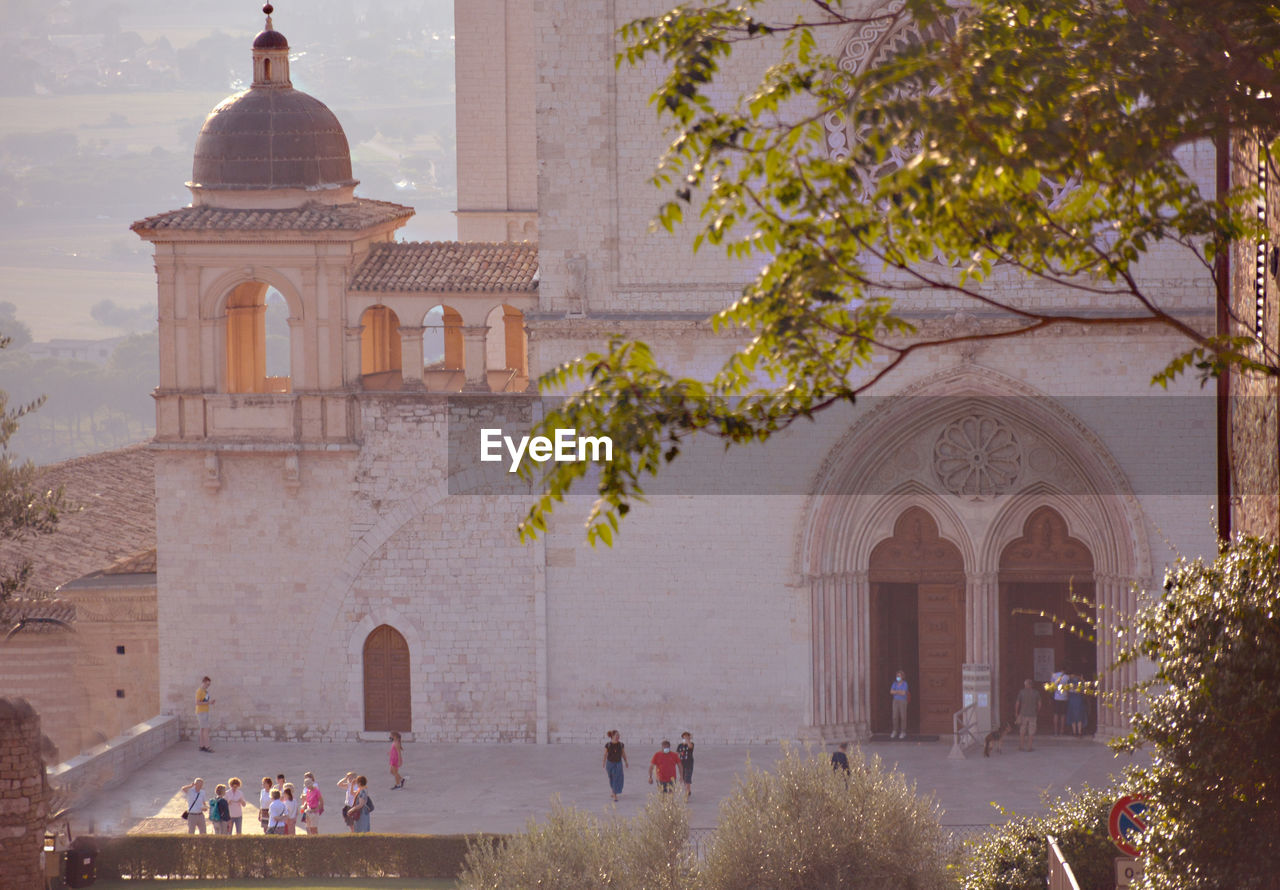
[
  {"xmin": 203, "ymin": 452, "xmax": 221, "ymax": 492},
  {"xmin": 932, "ymin": 415, "xmax": 1022, "ymax": 495}
]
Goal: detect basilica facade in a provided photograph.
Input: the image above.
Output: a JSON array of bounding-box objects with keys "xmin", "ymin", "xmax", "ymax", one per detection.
[{"xmin": 134, "ymin": 1, "xmax": 1219, "ymax": 746}]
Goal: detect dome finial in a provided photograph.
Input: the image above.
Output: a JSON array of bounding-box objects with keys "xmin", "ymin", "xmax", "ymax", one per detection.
[{"xmin": 263, "ymin": 3, "xmax": 274, "ymax": 30}]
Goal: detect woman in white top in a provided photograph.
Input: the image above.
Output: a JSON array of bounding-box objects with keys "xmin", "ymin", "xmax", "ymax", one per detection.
[
  {"xmin": 337, "ymin": 771, "xmax": 357, "ymax": 833},
  {"xmin": 281, "ymin": 785, "xmax": 301, "ymax": 835},
  {"xmin": 258, "ymin": 777, "xmax": 275, "ymax": 834},
  {"xmin": 224, "ymin": 777, "xmax": 247, "ymax": 835},
  {"xmin": 266, "ymin": 788, "xmax": 287, "ymax": 834}
]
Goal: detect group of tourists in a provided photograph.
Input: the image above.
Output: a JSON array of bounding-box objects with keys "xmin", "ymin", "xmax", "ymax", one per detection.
[
  {"xmin": 179, "ymin": 770, "xmax": 373, "ymax": 835},
  {"xmin": 603, "ymin": 730, "xmax": 695, "ymax": 801}
]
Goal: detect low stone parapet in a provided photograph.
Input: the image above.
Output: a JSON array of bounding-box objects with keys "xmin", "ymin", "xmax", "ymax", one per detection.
[{"xmin": 47, "ymin": 714, "xmax": 179, "ymax": 806}]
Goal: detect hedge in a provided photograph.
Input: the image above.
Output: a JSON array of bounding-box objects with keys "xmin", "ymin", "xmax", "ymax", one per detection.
[{"xmin": 78, "ymin": 833, "xmax": 500, "ymax": 880}]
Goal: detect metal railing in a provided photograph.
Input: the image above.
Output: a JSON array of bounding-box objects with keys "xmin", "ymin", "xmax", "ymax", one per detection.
[
  {"xmin": 1046, "ymin": 834, "xmax": 1082, "ymax": 890},
  {"xmin": 949, "ymin": 702, "xmax": 978, "ymax": 759}
]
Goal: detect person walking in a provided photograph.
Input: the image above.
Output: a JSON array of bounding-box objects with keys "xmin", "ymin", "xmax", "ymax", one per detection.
[
  {"xmin": 648, "ymin": 740, "xmax": 681, "ymax": 793},
  {"xmin": 603, "ymin": 730, "xmax": 628, "ymax": 801},
  {"xmin": 676, "ymin": 731, "xmax": 695, "ymax": 799},
  {"xmin": 389, "ymin": 731, "xmax": 405, "ymax": 789},
  {"xmin": 180, "ymin": 777, "xmax": 208, "ymax": 835},
  {"xmin": 224, "ymin": 777, "xmax": 247, "ymax": 835},
  {"xmin": 195, "ymin": 676, "xmax": 215, "ymax": 752},
  {"xmin": 348, "ymin": 775, "xmax": 372, "ymax": 833},
  {"xmin": 1015, "ymin": 678, "xmax": 1042, "ymax": 751},
  {"xmin": 889, "ymin": 670, "xmax": 910, "ymax": 739}
]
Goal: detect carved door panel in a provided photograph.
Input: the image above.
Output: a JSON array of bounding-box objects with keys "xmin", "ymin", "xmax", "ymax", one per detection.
[
  {"xmin": 916, "ymin": 584, "xmax": 964, "ymax": 734},
  {"xmin": 363, "ymin": 625, "xmax": 412, "ymax": 732}
]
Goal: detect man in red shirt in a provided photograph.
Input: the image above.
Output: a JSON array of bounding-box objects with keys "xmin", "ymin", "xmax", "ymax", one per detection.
[{"xmin": 648, "ymin": 740, "xmax": 681, "ymax": 793}]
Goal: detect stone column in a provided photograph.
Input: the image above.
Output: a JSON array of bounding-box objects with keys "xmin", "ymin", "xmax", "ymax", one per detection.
[
  {"xmin": 343, "ymin": 325, "xmax": 364, "ymax": 388},
  {"xmin": 1094, "ymin": 574, "xmax": 1140, "ymax": 737},
  {"xmin": 398, "ymin": 326, "xmax": 426, "ymax": 388},
  {"xmin": 462, "ymin": 325, "xmax": 491, "ymax": 391},
  {"xmin": 966, "ymin": 572, "xmax": 998, "ymax": 667},
  {"xmin": 808, "ymin": 571, "xmax": 870, "ymax": 739},
  {"xmin": 0, "ymin": 698, "xmax": 48, "ymax": 889}
]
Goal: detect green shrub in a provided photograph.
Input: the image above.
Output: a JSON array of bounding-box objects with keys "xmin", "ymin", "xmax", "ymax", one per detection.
[
  {"xmin": 458, "ymin": 794, "xmax": 693, "ymax": 890},
  {"xmin": 1115, "ymin": 536, "xmax": 1280, "ymax": 890},
  {"xmin": 698, "ymin": 747, "xmax": 951, "ymax": 890},
  {"xmin": 960, "ymin": 783, "xmax": 1126, "ymax": 890},
  {"xmin": 84, "ymin": 833, "xmax": 485, "ymax": 880}
]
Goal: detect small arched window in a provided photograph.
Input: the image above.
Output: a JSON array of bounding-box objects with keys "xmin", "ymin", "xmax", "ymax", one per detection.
[{"xmin": 225, "ymin": 282, "xmax": 291, "ymax": 393}]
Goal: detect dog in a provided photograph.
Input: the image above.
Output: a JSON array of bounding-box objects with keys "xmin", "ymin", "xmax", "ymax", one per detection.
[{"xmin": 983, "ymin": 722, "xmax": 1013, "ymax": 757}]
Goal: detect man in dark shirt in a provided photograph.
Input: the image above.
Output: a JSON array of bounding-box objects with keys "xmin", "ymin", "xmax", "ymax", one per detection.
[
  {"xmin": 831, "ymin": 742, "xmax": 851, "ymax": 774},
  {"xmin": 648, "ymin": 740, "xmax": 681, "ymax": 793}
]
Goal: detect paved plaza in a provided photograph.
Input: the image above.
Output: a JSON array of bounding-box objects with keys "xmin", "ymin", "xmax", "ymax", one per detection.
[{"xmin": 68, "ymin": 734, "xmax": 1144, "ymax": 838}]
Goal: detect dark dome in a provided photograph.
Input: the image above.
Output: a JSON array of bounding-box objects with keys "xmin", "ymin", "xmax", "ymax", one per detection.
[
  {"xmin": 252, "ymin": 29, "xmax": 289, "ymax": 49},
  {"xmin": 191, "ymin": 87, "xmax": 355, "ymax": 191}
]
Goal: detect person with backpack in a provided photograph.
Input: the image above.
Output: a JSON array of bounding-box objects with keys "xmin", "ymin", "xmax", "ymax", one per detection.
[
  {"xmin": 210, "ymin": 784, "xmax": 231, "ymax": 834},
  {"xmin": 347, "ymin": 775, "xmax": 373, "ymax": 833}
]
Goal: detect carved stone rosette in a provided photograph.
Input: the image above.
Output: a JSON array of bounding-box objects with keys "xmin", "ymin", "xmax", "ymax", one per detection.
[{"xmin": 932, "ymin": 415, "xmax": 1022, "ymax": 495}]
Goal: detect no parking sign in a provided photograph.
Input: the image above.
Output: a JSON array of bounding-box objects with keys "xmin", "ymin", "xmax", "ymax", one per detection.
[{"xmin": 1108, "ymin": 794, "xmax": 1148, "ymax": 856}]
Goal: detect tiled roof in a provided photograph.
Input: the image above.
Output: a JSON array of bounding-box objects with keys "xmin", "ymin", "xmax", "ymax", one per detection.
[
  {"xmin": 0, "ymin": 445, "xmax": 155, "ymax": 595},
  {"xmin": 102, "ymin": 548, "xmax": 157, "ymax": 576},
  {"xmin": 131, "ymin": 198, "xmax": 413, "ymax": 235},
  {"xmin": 1, "ymin": 598, "xmax": 75, "ymax": 633},
  {"xmin": 350, "ymin": 241, "xmax": 539, "ymax": 293}
]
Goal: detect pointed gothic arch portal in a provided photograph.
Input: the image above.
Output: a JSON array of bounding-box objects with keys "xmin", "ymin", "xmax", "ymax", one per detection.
[
  {"xmin": 998, "ymin": 506, "xmax": 1096, "ymax": 731},
  {"xmin": 362, "ymin": 625, "xmax": 411, "ymax": 732},
  {"xmin": 868, "ymin": 507, "xmax": 965, "ymax": 735}
]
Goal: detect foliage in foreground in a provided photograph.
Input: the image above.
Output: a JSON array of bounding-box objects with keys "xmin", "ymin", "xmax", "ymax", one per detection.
[
  {"xmin": 0, "ymin": 329, "xmax": 64, "ymax": 602},
  {"xmin": 83, "ymin": 833, "xmax": 477, "ymax": 880},
  {"xmin": 700, "ymin": 748, "xmax": 951, "ymax": 890},
  {"xmin": 459, "ymin": 749, "xmax": 950, "ymax": 890},
  {"xmin": 459, "ymin": 794, "xmax": 692, "ymax": 890},
  {"xmin": 1114, "ymin": 535, "xmax": 1280, "ymax": 890},
  {"xmin": 518, "ymin": 0, "xmax": 1280, "ymax": 544},
  {"xmin": 961, "ymin": 783, "xmax": 1124, "ymax": 890}
]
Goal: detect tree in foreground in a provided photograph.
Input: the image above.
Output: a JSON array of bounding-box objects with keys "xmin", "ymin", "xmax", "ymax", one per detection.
[
  {"xmin": 699, "ymin": 748, "xmax": 950, "ymax": 890},
  {"xmin": 0, "ymin": 330, "xmax": 63, "ymax": 603},
  {"xmin": 458, "ymin": 794, "xmax": 693, "ymax": 890},
  {"xmin": 518, "ymin": 0, "xmax": 1280, "ymax": 542},
  {"xmin": 1113, "ymin": 536, "xmax": 1280, "ymax": 890}
]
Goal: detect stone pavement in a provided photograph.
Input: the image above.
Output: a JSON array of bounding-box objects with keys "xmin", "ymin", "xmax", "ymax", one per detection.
[{"xmin": 68, "ymin": 734, "xmax": 1145, "ymax": 838}]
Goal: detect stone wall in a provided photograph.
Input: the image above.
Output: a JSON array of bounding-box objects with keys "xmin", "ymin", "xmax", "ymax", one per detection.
[
  {"xmin": 46, "ymin": 715, "xmax": 178, "ymax": 808},
  {"xmin": 0, "ymin": 698, "xmax": 48, "ymax": 890}
]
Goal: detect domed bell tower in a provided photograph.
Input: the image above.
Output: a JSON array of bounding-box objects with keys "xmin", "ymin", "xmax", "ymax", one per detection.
[{"xmin": 133, "ymin": 4, "xmax": 413, "ymax": 452}]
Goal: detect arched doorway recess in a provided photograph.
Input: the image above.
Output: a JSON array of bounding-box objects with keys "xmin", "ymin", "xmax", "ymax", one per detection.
[
  {"xmin": 997, "ymin": 506, "xmax": 1096, "ymax": 730},
  {"xmin": 869, "ymin": 507, "xmax": 965, "ymax": 735},
  {"xmin": 362, "ymin": 624, "xmax": 411, "ymax": 732}
]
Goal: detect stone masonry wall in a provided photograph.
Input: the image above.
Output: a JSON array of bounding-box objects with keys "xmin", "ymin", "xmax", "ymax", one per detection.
[
  {"xmin": 0, "ymin": 698, "xmax": 48, "ymax": 890},
  {"xmin": 155, "ymin": 395, "xmax": 538, "ymax": 742}
]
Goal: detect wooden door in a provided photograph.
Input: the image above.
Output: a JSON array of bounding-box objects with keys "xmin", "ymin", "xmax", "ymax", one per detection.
[
  {"xmin": 917, "ymin": 584, "xmax": 964, "ymax": 734},
  {"xmin": 363, "ymin": 625, "xmax": 411, "ymax": 732}
]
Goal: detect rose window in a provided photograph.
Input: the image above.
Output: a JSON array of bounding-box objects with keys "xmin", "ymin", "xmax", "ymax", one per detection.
[{"xmin": 933, "ymin": 415, "xmax": 1022, "ymax": 495}]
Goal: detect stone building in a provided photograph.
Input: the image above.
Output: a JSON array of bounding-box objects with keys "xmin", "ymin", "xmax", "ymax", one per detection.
[{"xmin": 127, "ymin": 1, "xmax": 1227, "ymax": 747}]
